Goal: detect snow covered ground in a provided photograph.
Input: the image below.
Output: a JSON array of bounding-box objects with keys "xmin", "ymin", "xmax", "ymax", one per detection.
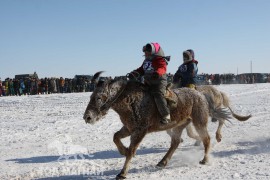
[{"xmin": 1, "ymin": 83, "xmax": 270, "ymax": 180}]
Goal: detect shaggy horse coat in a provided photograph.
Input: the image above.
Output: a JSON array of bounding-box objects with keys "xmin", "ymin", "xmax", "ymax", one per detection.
[
  {"xmin": 184, "ymin": 85, "xmax": 252, "ymax": 144},
  {"xmin": 83, "ymin": 72, "xmax": 231, "ymax": 179}
]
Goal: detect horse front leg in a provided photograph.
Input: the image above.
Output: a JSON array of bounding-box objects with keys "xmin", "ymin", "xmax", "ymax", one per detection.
[
  {"xmin": 113, "ymin": 126, "xmax": 131, "ymax": 156},
  {"xmin": 194, "ymin": 126, "xmax": 211, "ymax": 164},
  {"xmin": 116, "ymin": 129, "xmax": 147, "ymax": 180}
]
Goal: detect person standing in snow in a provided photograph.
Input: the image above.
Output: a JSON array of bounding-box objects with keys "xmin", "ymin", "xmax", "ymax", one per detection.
[
  {"xmin": 0, "ymin": 79, "xmax": 2, "ymax": 96},
  {"xmin": 59, "ymin": 77, "xmax": 65, "ymax": 93}
]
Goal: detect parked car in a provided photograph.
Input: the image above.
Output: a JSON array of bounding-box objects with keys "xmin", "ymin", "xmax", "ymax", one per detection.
[
  {"xmin": 196, "ymin": 74, "xmax": 208, "ymax": 85},
  {"xmin": 74, "ymin": 75, "xmax": 92, "ymax": 81},
  {"xmin": 15, "ymin": 72, "xmax": 38, "ymax": 80}
]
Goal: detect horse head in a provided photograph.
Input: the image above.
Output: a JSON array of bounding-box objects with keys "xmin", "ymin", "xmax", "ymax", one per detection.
[{"xmin": 83, "ymin": 71, "xmax": 127, "ymax": 124}]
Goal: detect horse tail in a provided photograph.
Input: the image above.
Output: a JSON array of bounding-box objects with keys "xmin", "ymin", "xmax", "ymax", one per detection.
[
  {"xmin": 210, "ymin": 107, "xmax": 232, "ymax": 121},
  {"xmin": 228, "ymin": 107, "xmax": 252, "ymax": 121},
  {"xmin": 220, "ymin": 92, "xmax": 251, "ymax": 121}
]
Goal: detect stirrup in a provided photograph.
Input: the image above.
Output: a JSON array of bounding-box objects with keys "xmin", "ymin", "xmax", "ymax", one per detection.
[
  {"xmin": 160, "ymin": 114, "xmax": 171, "ymax": 124},
  {"xmin": 160, "ymin": 119, "xmax": 169, "ymax": 124}
]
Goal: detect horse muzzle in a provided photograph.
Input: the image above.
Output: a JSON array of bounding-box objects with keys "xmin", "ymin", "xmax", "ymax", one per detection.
[{"xmin": 83, "ymin": 111, "xmax": 96, "ymax": 124}]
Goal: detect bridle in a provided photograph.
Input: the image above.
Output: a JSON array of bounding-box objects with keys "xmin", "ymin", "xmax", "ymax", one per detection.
[
  {"xmin": 90, "ymin": 81, "xmax": 127, "ymax": 113},
  {"xmin": 99, "ymin": 85, "xmax": 126, "ymax": 111}
]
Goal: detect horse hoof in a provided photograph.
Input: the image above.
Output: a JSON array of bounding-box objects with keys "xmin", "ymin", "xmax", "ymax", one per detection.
[
  {"xmin": 156, "ymin": 161, "xmax": 166, "ymax": 168},
  {"xmin": 216, "ymin": 134, "xmax": 222, "ymax": 143},
  {"xmin": 199, "ymin": 160, "xmax": 207, "ymax": 165},
  {"xmin": 116, "ymin": 174, "xmax": 126, "ymax": 180}
]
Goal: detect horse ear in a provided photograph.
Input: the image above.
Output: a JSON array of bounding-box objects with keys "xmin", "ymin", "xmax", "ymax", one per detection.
[
  {"xmin": 96, "ymin": 80, "xmax": 105, "ymax": 87},
  {"xmin": 91, "ymin": 71, "xmax": 104, "ymax": 84}
]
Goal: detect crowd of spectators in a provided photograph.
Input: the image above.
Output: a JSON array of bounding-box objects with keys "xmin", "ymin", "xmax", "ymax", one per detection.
[
  {"xmin": 0, "ymin": 73, "xmax": 270, "ymax": 97},
  {"xmin": 0, "ymin": 76, "xmax": 110, "ymax": 96},
  {"xmin": 194, "ymin": 73, "xmax": 270, "ymax": 85}
]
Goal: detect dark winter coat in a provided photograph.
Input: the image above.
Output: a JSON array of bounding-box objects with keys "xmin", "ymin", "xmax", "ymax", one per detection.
[{"xmin": 173, "ymin": 60, "xmax": 198, "ymax": 87}]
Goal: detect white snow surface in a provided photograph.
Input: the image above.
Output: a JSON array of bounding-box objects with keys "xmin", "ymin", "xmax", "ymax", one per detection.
[{"xmin": 1, "ymin": 84, "xmax": 270, "ymax": 180}]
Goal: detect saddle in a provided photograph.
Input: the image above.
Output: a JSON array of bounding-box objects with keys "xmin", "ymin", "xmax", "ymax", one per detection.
[
  {"xmin": 165, "ymin": 83, "xmax": 178, "ymax": 109},
  {"xmin": 127, "ymin": 81, "xmax": 178, "ymax": 109}
]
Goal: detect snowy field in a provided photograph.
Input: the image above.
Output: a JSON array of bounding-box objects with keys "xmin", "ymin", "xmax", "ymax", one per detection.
[{"xmin": 1, "ymin": 83, "xmax": 270, "ymax": 180}]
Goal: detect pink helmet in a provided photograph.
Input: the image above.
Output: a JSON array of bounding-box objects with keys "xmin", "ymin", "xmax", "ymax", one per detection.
[{"xmin": 142, "ymin": 42, "xmax": 160, "ymax": 55}]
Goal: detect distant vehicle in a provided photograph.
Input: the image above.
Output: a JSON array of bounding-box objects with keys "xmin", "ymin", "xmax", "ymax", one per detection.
[
  {"xmin": 196, "ymin": 74, "xmax": 208, "ymax": 85},
  {"xmin": 15, "ymin": 72, "xmax": 38, "ymax": 79},
  {"xmin": 227, "ymin": 73, "xmax": 237, "ymax": 84},
  {"xmin": 74, "ymin": 75, "xmax": 93, "ymax": 81}
]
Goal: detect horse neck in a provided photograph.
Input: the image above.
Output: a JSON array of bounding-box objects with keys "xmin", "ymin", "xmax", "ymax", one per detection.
[
  {"xmin": 111, "ymin": 83, "xmax": 152, "ymax": 125},
  {"xmin": 105, "ymin": 80, "xmax": 128, "ymax": 110}
]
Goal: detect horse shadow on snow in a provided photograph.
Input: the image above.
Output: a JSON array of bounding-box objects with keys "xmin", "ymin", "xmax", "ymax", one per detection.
[
  {"xmin": 212, "ymin": 137, "xmax": 270, "ymax": 157},
  {"xmin": 5, "ymin": 147, "xmax": 167, "ymax": 164},
  {"xmin": 6, "ymin": 148, "xmax": 167, "ymax": 180}
]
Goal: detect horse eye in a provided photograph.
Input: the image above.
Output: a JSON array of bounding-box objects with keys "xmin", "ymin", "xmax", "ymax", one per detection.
[
  {"xmin": 96, "ymin": 94, "xmax": 107, "ymax": 102},
  {"xmin": 101, "ymin": 94, "xmax": 107, "ymax": 99}
]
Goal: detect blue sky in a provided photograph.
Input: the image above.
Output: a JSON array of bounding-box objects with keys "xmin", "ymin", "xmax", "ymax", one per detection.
[{"xmin": 0, "ymin": 0, "xmax": 270, "ymax": 79}]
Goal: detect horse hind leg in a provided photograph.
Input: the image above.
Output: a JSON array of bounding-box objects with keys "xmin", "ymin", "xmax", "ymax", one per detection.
[
  {"xmin": 193, "ymin": 125, "xmax": 211, "ymax": 164},
  {"xmin": 216, "ymin": 119, "xmax": 225, "ymax": 142},
  {"xmin": 157, "ymin": 119, "xmax": 191, "ymax": 168},
  {"xmin": 192, "ymin": 113, "xmax": 211, "ymax": 164}
]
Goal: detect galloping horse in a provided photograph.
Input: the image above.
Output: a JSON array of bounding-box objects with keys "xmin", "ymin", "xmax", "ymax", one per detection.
[
  {"xmin": 183, "ymin": 85, "xmax": 252, "ymax": 144},
  {"xmin": 83, "ymin": 72, "xmax": 229, "ymax": 179}
]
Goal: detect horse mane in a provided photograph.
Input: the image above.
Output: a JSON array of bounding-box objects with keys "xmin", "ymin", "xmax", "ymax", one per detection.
[{"xmin": 125, "ymin": 81, "xmax": 149, "ymax": 92}]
